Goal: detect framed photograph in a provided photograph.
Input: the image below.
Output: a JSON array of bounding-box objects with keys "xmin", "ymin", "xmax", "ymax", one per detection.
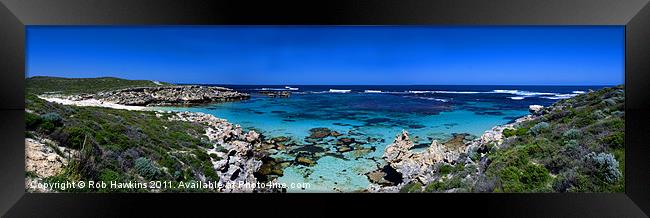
[{"xmin": 1, "ymin": 0, "xmax": 648, "ymax": 217}]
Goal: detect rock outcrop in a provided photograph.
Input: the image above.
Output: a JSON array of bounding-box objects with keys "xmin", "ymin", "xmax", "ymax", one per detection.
[
  {"xmin": 370, "ymin": 102, "xmax": 548, "ymax": 192},
  {"xmin": 382, "ymin": 130, "xmax": 462, "ymax": 185},
  {"xmin": 25, "ymin": 137, "xmax": 80, "ymax": 193},
  {"xmin": 25, "ymin": 138, "xmax": 71, "ymax": 178},
  {"xmin": 168, "ymin": 111, "xmax": 280, "ymax": 192},
  {"xmin": 85, "ymin": 85, "xmax": 249, "ymax": 106},
  {"xmin": 528, "ymin": 105, "xmax": 544, "ymax": 115}
]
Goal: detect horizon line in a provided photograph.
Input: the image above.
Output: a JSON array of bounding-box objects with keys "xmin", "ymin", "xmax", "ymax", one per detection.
[
  {"xmin": 26, "ymin": 75, "xmax": 622, "ymax": 87},
  {"xmin": 183, "ymin": 83, "xmax": 622, "ymax": 87}
]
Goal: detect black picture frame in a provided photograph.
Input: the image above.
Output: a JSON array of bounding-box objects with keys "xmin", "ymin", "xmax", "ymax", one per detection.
[{"xmin": 1, "ymin": 0, "xmax": 649, "ymax": 217}]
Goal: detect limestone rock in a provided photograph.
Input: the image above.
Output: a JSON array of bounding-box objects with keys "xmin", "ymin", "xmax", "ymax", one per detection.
[
  {"xmin": 25, "ymin": 138, "xmax": 70, "ymax": 178},
  {"xmin": 381, "ymin": 130, "xmax": 463, "ymax": 186},
  {"xmin": 93, "ymin": 85, "xmax": 250, "ymax": 106},
  {"xmin": 528, "ymin": 105, "xmax": 544, "ymax": 115}
]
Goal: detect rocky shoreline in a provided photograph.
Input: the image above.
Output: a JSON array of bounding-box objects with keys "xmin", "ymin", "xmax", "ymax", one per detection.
[
  {"xmin": 34, "ymin": 87, "xmax": 286, "ymax": 193},
  {"xmin": 50, "ymin": 85, "xmax": 250, "ymax": 107},
  {"xmin": 37, "ymin": 91, "xmax": 546, "ymax": 193},
  {"xmin": 367, "ymin": 105, "xmax": 542, "ymax": 192},
  {"xmin": 167, "ymin": 111, "xmax": 282, "ymax": 192}
]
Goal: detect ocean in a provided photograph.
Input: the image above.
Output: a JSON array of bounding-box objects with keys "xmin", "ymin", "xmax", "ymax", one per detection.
[{"xmin": 160, "ymin": 85, "xmax": 605, "ymax": 192}]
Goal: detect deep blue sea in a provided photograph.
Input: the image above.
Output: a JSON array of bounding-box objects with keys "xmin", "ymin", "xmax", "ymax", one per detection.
[{"xmin": 160, "ymin": 85, "xmax": 605, "ymax": 192}]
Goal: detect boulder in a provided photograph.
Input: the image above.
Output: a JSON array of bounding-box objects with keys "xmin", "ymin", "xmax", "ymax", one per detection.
[
  {"xmin": 528, "ymin": 105, "xmax": 544, "ymax": 115},
  {"xmin": 337, "ymin": 146, "xmax": 353, "ymax": 153},
  {"xmin": 308, "ymin": 127, "xmax": 332, "ymax": 139},
  {"xmin": 244, "ymin": 130, "xmax": 260, "ymax": 143},
  {"xmin": 366, "ymin": 170, "xmax": 392, "ymax": 186},
  {"xmin": 271, "ymin": 136, "xmax": 290, "ymax": 143},
  {"xmin": 295, "ymin": 155, "xmax": 316, "ymax": 166},
  {"xmin": 336, "ymin": 137, "xmax": 356, "ymax": 146},
  {"xmin": 382, "ymin": 130, "xmax": 463, "ymax": 184},
  {"xmin": 25, "ymin": 138, "xmax": 72, "ymax": 178}
]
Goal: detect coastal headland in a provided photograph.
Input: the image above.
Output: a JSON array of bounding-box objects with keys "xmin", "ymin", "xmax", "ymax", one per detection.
[{"xmin": 25, "ymin": 76, "xmax": 625, "ymax": 193}]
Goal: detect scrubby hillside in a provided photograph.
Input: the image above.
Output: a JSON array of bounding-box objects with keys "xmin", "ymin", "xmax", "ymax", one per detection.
[
  {"xmin": 24, "ymin": 77, "xmax": 273, "ymax": 193},
  {"xmin": 399, "ymin": 85, "xmax": 625, "ymax": 193},
  {"xmin": 26, "ymin": 76, "xmax": 170, "ymax": 95},
  {"xmin": 25, "ymin": 94, "xmax": 220, "ymax": 192}
]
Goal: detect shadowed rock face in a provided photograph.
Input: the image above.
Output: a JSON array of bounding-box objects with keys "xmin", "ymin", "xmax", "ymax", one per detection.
[
  {"xmin": 380, "ymin": 130, "xmax": 466, "ymax": 186},
  {"xmin": 92, "ymin": 85, "xmax": 250, "ymax": 106}
]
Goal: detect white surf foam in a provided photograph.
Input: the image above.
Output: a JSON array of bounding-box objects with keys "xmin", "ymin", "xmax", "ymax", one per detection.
[{"xmin": 329, "ymin": 89, "xmax": 351, "ymax": 93}]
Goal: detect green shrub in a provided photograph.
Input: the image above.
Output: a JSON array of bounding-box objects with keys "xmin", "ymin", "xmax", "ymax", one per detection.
[
  {"xmin": 584, "ymin": 152, "xmax": 621, "ymax": 183},
  {"xmin": 564, "ymin": 139, "xmax": 579, "ymax": 149},
  {"xmin": 602, "ymin": 99, "xmax": 616, "ymax": 106},
  {"xmin": 425, "ymin": 181, "xmax": 445, "ymax": 192},
  {"xmin": 438, "ymin": 164, "xmax": 453, "ymax": 175},
  {"xmin": 603, "ymin": 132, "xmax": 624, "ymax": 148},
  {"xmin": 502, "ymin": 129, "xmax": 516, "ymax": 138},
  {"xmin": 498, "ymin": 164, "xmax": 551, "ymax": 192},
  {"xmin": 26, "ymin": 112, "xmax": 43, "ymax": 130},
  {"xmin": 445, "ymin": 176, "xmax": 464, "ymax": 189},
  {"xmin": 216, "ymin": 146, "xmax": 229, "ymax": 153},
  {"xmin": 529, "ymin": 122, "xmax": 550, "ymax": 136},
  {"xmin": 40, "ymin": 112, "xmax": 63, "ymax": 125},
  {"xmin": 592, "ymin": 110, "xmax": 607, "ymax": 119},
  {"xmin": 562, "ymin": 129, "xmax": 582, "ymax": 140},
  {"xmin": 159, "ymin": 154, "xmax": 178, "ymax": 171},
  {"xmin": 134, "ymin": 157, "xmax": 160, "ymax": 180},
  {"xmin": 99, "ymin": 169, "xmax": 120, "ymax": 182},
  {"xmin": 202, "ymin": 164, "xmax": 219, "ymax": 182},
  {"xmin": 62, "ymin": 127, "xmax": 88, "ymax": 149},
  {"xmin": 603, "ymin": 119, "xmax": 624, "ymax": 130},
  {"xmin": 192, "ymin": 149, "xmax": 211, "ymax": 162},
  {"xmin": 399, "ymin": 182, "xmax": 422, "ymax": 193},
  {"xmin": 209, "ymin": 153, "xmax": 222, "ymax": 161},
  {"xmin": 503, "ymin": 127, "xmax": 529, "ymax": 137}
]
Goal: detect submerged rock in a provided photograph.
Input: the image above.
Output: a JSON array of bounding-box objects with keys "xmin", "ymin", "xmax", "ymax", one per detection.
[
  {"xmin": 336, "ymin": 137, "xmax": 356, "ymax": 146},
  {"xmin": 295, "ymin": 155, "xmax": 317, "ymax": 166},
  {"xmin": 258, "ymin": 90, "xmax": 291, "ymax": 97},
  {"xmin": 271, "ymin": 136, "xmax": 290, "ymax": 144},
  {"xmin": 308, "ymin": 127, "xmax": 332, "ymax": 139},
  {"xmin": 337, "ymin": 145, "xmax": 353, "ymax": 153},
  {"xmin": 444, "ymin": 133, "xmax": 471, "ymax": 151},
  {"xmin": 366, "ymin": 170, "xmax": 392, "ymax": 186},
  {"xmin": 255, "ymin": 156, "xmax": 286, "ymax": 182}
]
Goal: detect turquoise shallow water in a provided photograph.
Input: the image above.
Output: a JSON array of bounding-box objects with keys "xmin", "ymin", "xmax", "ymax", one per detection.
[{"xmin": 159, "ymin": 85, "xmax": 598, "ymax": 192}]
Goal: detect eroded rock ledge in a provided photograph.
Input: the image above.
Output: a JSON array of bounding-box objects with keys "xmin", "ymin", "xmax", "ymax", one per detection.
[
  {"xmin": 169, "ymin": 111, "xmax": 283, "ymax": 193},
  {"xmin": 368, "ymin": 113, "xmax": 539, "ymax": 192},
  {"xmin": 75, "ymin": 85, "xmax": 250, "ymax": 106}
]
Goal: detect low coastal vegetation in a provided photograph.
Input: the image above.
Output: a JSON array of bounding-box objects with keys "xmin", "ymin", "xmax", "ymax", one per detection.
[
  {"xmin": 25, "ymin": 76, "xmax": 625, "ymax": 193},
  {"xmin": 26, "ymin": 94, "xmax": 220, "ymax": 192},
  {"xmin": 25, "ymin": 77, "xmax": 267, "ymax": 193},
  {"xmin": 392, "ymin": 85, "xmax": 625, "ymax": 193},
  {"xmin": 26, "ymin": 76, "xmax": 170, "ymax": 95}
]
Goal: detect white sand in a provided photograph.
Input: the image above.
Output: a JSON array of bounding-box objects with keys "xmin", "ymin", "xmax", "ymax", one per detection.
[{"xmin": 38, "ymin": 96, "xmax": 148, "ymax": 111}]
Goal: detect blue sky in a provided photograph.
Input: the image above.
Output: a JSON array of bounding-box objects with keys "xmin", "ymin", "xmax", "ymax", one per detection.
[{"xmin": 26, "ymin": 26, "xmax": 624, "ymax": 85}]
